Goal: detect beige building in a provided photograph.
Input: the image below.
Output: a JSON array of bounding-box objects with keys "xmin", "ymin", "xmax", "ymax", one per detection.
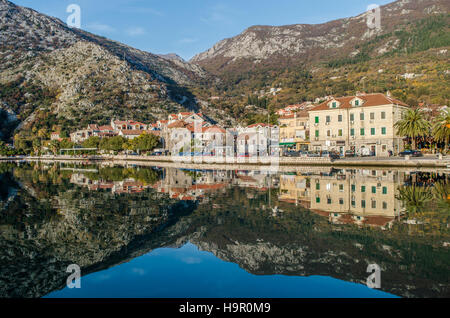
[
  {"xmin": 308, "ymin": 93, "xmax": 409, "ymax": 156},
  {"xmin": 278, "ymin": 111, "xmax": 310, "ymax": 151},
  {"xmin": 309, "ymin": 169, "xmax": 403, "ymax": 227}
]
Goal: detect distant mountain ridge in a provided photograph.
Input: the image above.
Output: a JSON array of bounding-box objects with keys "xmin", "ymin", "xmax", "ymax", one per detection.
[
  {"xmin": 0, "ymin": 0, "xmax": 225, "ymax": 142},
  {"xmin": 191, "ymin": 0, "xmax": 450, "ymax": 75}
]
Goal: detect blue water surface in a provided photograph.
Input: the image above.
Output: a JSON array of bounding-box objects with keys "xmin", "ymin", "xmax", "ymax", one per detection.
[{"xmin": 45, "ymin": 243, "xmax": 397, "ymax": 298}]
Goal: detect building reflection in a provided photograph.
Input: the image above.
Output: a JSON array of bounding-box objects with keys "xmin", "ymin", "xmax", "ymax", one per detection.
[
  {"xmin": 307, "ymin": 169, "xmax": 403, "ymax": 228},
  {"xmin": 68, "ymin": 165, "xmax": 448, "ymax": 229}
]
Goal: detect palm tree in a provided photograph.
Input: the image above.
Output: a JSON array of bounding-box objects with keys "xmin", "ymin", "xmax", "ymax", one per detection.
[
  {"xmin": 395, "ymin": 108, "xmax": 431, "ymax": 150},
  {"xmin": 432, "ymin": 109, "xmax": 450, "ymax": 154},
  {"xmin": 396, "ymin": 185, "xmax": 433, "ymax": 216}
]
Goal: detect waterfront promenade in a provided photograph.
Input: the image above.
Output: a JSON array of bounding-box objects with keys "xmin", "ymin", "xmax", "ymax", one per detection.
[{"xmin": 1, "ymin": 154, "xmax": 449, "ymax": 169}]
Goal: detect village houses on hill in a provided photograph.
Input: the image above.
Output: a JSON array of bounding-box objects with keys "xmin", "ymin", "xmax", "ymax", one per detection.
[{"xmin": 68, "ymin": 93, "xmax": 411, "ymax": 157}]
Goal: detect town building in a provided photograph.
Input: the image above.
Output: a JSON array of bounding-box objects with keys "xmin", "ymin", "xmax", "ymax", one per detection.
[
  {"xmin": 308, "ymin": 93, "xmax": 409, "ymax": 156},
  {"xmin": 278, "ymin": 111, "xmax": 310, "ymax": 152},
  {"xmin": 236, "ymin": 123, "xmax": 279, "ymax": 157}
]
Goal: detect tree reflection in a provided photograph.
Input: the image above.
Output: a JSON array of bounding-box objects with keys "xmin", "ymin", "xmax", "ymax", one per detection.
[{"xmin": 396, "ymin": 185, "xmax": 433, "ymax": 215}]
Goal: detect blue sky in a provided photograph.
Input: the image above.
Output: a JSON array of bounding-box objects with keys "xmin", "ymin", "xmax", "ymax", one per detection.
[{"xmin": 13, "ymin": 0, "xmax": 394, "ymax": 60}]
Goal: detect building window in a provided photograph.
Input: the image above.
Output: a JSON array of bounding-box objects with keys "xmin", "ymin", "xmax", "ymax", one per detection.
[
  {"xmin": 316, "ymin": 197, "xmax": 320, "ymax": 203},
  {"xmin": 326, "ymin": 116, "xmax": 331, "ymax": 123},
  {"xmin": 339, "ymin": 198, "xmax": 344, "ymax": 205},
  {"xmin": 361, "ymin": 186, "xmax": 366, "ymax": 193},
  {"xmin": 339, "ymin": 184, "xmax": 344, "ymax": 191},
  {"xmin": 315, "ymin": 116, "xmax": 319, "ymax": 124},
  {"xmin": 351, "ymin": 128, "xmax": 355, "ymax": 136},
  {"xmin": 332, "ymin": 102, "xmax": 337, "ymax": 108},
  {"xmin": 360, "ymin": 113, "xmax": 365, "ymax": 120},
  {"xmin": 338, "ymin": 129, "xmax": 343, "ymax": 137},
  {"xmin": 381, "ymin": 127, "xmax": 387, "ymax": 135},
  {"xmin": 351, "ymin": 198, "xmax": 356, "ymax": 207},
  {"xmin": 372, "ymin": 186, "xmax": 376, "ymax": 194},
  {"xmin": 382, "ymin": 187, "xmax": 387, "ymax": 194},
  {"xmin": 355, "ymin": 100, "xmax": 359, "ymax": 106},
  {"xmin": 371, "ymin": 128, "xmax": 376, "ymax": 135},
  {"xmin": 338, "ymin": 115, "xmax": 343, "ymax": 122},
  {"xmin": 361, "ymin": 200, "xmax": 366, "ymax": 208},
  {"xmin": 315, "ymin": 130, "xmax": 319, "ymax": 137},
  {"xmin": 316, "ymin": 183, "xmax": 320, "ymax": 190},
  {"xmin": 370, "ymin": 112, "xmax": 375, "ymax": 120},
  {"xmin": 382, "ymin": 202, "xmax": 388, "ymax": 209},
  {"xmin": 381, "ymin": 112, "xmax": 386, "ymax": 119},
  {"xmin": 327, "ymin": 130, "xmax": 331, "ymax": 137},
  {"xmin": 351, "ymin": 184, "xmax": 356, "ymax": 192},
  {"xmin": 350, "ymin": 113, "xmax": 354, "ymax": 121},
  {"xmin": 360, "ymin": 128, "xmax": 365, "ymax": 136},
  {"xmin": 327, "ymin": 198, "xmax": 332, "ymax": 204},
  {"xmin": 371, "ymin": 200, "xmax": 377, "ymax": 209}
]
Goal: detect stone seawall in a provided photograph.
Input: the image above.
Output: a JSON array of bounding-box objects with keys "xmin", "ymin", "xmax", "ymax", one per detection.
[{"xmin": 1, "ymin": 155, "xmax": 449, "ymax": 169}]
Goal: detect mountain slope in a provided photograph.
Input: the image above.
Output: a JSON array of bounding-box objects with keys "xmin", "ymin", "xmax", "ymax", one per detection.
[
  {"xmin": 189, "ymin": 0, "xmax": 449, "ymax": 123},
  {"xmin": 191, "ymin": 0, "xmax": 449, "ymax": 75},
  {"xmin": 0, "ymin": 0, "xmax": 212, "ymax": 142}
]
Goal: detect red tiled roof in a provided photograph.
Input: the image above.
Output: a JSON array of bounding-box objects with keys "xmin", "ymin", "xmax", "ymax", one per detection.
[
  {"xmin": 168, "ymin": 120, "xmax": 189, "ymax": 129},
  {"xmin": 247, "ymin": 123, "xmax": 275, "ymax": 128},
  {"xmin": 120, "ymin": 130, "xmax": 144, "ymax": 136},
  {"xmin": 99, "ymin": 125, "xmax": 113, "ymax": 131},
  {"xmin": 310, "ymin": 93, "xmax": 409, "ymax": 111}
]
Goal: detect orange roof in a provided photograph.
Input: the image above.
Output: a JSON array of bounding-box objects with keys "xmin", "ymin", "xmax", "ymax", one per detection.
[
  {"xmin": 247, "ymin": 123, "xmax": 275, "ymax": 128},
  {"xmin": 120, "ymin": 130, "xmax": 144, "ymax": 136},
  {"xmin": 310, "ymin": 93, "xmax": 409, "ymax": 111},
  {"xmin": 168, "ymin": 120, "xmax": 189, "ymax": 129},
  {"xmin": 204, "ymin": 125, "xmax": 226, "ymax": 133}
]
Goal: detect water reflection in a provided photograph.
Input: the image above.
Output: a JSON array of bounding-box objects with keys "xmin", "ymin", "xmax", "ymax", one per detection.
[{"xmin": 0, "ymin": 162, "xmax": 448, "ymax": 298}]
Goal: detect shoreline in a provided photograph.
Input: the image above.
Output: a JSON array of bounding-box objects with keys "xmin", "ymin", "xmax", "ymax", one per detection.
[{"xmin": 1, "ymin": 155, "xmax": 449, "ymax": 170}]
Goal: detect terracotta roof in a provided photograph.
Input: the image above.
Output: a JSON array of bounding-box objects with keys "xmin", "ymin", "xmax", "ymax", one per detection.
[
  {"xmin": 120, "ymin": 130, "xmax": 144, "ymax": 136},
  {"xmin": 99, "ymin": 125, "xmax": 113, "ymax": 131},
  {"xmin": 204, "ymin": 125, "xmax": 226, "ymax": 133},
  {"xmin": 168, "ymin": 120, "xmax": 189, "ymax": 129},
  {"xmin": 247, "ymin": 123, "xmax": 275, "ymax": 128},
  {"xmin": 88, "ymin": 124, "xmax": 99, "ymax": 130},
  {"xmin": 310, "ymin": 93, "xmax": 409, "ymax": 111}
]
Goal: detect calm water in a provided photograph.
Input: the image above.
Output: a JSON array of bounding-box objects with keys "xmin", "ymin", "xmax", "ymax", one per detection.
[{"xmin": 0, "ymin": 162, "xmax": 448, "ymax": 298}]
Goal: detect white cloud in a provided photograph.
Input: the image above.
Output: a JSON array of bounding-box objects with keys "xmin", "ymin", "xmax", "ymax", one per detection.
[
  {"xmin": 86, "ymin": 22, "xmax": 116, "ymax": 33},
  {"xmin": 126, "ymin": 27, "xmax": 146, "ymax": 36}
]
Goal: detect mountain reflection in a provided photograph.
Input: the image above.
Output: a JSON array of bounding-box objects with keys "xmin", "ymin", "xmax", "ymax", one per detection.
[{"xmin": 0, "ymin": 162, "xmax": 448, "ymax": 298}]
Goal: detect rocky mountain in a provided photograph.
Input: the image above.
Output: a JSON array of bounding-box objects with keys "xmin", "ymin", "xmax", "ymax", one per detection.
[
  {"xmin": 191, "ymin": 0, "xmax": 449, "ymax": 76},
  {"xmin": 0, "ymin": 0, "xmax": 222, "ymax": 142}
]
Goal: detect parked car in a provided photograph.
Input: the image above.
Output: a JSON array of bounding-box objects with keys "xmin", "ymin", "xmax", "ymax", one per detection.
[
  {"xmin": 399, "ymin": 150, "xmax": 423, "ymax": 157},
  {"xmin": 345, "ymin": 150, "xmax": 356, "ymax": 158},
  {"xmin": 283, "ymin": 150, "xmax": 301, "ymax": 157},
  {"xmin": 321, "ymin": 151, "xmax": 340, "ymax": 160},
  {"xmin": 307, "ymin": 152, "xmax": 320, "ymax": 157}
]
